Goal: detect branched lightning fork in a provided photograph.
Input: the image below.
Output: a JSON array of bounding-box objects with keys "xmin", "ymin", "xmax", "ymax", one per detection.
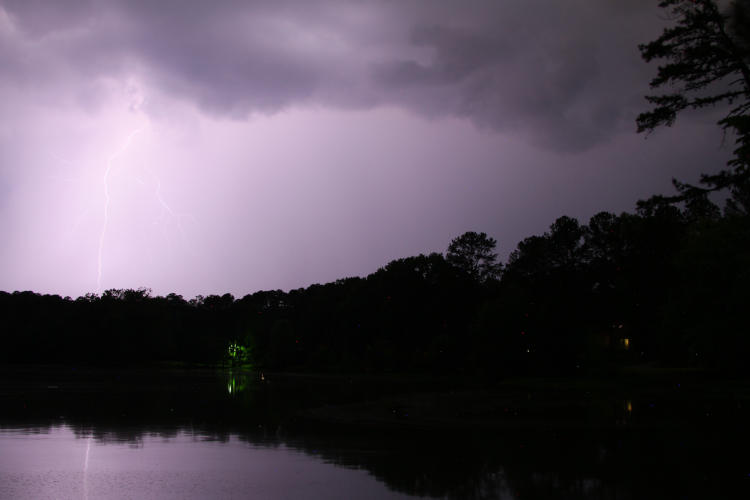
[
  {"xmin": 97, "ymin": 129, "xmax": 142, "ymax": 294},
  {"xmin": 149, "ymin": 170, "xmax": 196, "ymax": 249},
  {"xmin": 94, "ymin": 127, "xmax": 194, "ymax": 293}
]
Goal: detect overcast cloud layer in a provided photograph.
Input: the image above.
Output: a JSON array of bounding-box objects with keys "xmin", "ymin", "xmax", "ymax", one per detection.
[{"xmin": 0, "ymin": 0, "xmax": 733, "ymax": 297}]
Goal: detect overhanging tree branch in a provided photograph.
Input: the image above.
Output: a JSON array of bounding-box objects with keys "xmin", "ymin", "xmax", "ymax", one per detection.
[{"xmin": 637, "ymin": 0, "xmax": 750, "ymax": 196}]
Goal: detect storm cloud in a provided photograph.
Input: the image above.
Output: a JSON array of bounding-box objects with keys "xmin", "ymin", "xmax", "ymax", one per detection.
[{"xmin": 3, "ymin": 0, "xmax": 665, "ymax": 151}]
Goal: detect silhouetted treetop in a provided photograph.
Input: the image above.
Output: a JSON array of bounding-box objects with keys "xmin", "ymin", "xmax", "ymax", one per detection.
[
  {"xmin": 638, "ymin": 0, "xmax": 750, "ymax": 189},
  {"xmin": 446, "ymin": 231, "xmax": 502, "ymax": 283},
  {"xmin": 505, "ymin": 216, "xmax": 586, "ymax": 279},
  {"xmin": 638, "ymin": 0, "xmax": 750, "ymax": 134}
]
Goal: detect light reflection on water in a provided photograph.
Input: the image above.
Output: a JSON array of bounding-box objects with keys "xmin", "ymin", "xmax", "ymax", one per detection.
[
  {"xmin": 226, "ymin": 369, "xmax": 249, "ymax": 396},
  {"xmin": 0, "ymin": 425, "xmax": 416, "ymax": 500},
  {"xmin": 2, "ymin": 368, "xmax": 750, "ymax": 499}
]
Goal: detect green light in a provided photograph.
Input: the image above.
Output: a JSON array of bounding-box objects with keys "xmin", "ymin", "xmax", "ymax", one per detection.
[
  {"xmin": 226, "ymin": 371, "xmax": 247, "ymax": 395},
  {"xmin": 226, "ymin": 341, "xmax": 252, "ymax": 367}
]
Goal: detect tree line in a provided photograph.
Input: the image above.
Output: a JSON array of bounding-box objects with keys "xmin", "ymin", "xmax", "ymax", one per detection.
[{"xmin": 1, "ymin": 190, "xmax": 747, "ymax": 374}]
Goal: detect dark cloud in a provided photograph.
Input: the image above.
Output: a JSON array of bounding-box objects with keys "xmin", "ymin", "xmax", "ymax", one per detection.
[
  {"xmin": 370, "ymin": 2, "xmax": 659, "ymax": 151},
  {"xmin": 0, "ymin": 0, "xmax": 671, "ymax": 150},
  {"xmin": 1, "ymin": 0, "xmax": 93, "ymax": 37}
]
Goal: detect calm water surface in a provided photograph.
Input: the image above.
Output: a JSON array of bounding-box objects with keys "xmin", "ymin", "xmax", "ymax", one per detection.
[
  {"xmin": 1, "ymin": 366, "xmax": 749, "ymax": 499},
  {"xmin": 0, "ymin": 426, "xmax": 414, "ymax": 500}
]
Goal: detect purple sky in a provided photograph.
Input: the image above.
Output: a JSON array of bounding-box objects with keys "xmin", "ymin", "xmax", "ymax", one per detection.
[{"xmin": 0, "ymin": 0, "xmax": 733, "ymax": 298}]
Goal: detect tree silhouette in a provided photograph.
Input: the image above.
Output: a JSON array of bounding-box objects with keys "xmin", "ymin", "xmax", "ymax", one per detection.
[
  {"xmin": 446, "ymin": 231, "xmax": 502, "ymax": 283},
  {"xmin": 638, "ymin": 0, "xmax": 750, "ymax": 193}
]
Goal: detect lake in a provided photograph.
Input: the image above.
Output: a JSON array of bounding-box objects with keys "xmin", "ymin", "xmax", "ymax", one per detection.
[{"xmin": 1, "ymin": 366, "xmax": 749, "ymax": 499}]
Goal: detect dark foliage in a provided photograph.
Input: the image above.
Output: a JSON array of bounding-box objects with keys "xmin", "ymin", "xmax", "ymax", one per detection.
[
  {"xmin": 638, "ymin": 0, "xmax": 750, "ymax": 195},
  {"xmin": 446, "ymin": 231, "xmax": 502, "ymax": 284},
  {"xmin": 1, "ymin": 206, "xmax": 747, "ymax": 375}
]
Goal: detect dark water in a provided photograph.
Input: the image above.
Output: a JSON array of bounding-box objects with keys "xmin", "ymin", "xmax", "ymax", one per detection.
[{"xmin": 1, "ymin": 366, "xmax": 749, "ymax": 499}]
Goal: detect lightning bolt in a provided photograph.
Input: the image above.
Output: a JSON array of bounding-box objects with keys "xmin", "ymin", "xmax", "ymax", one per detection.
[
  {"xmin": 97, "ymin": 129, "xmax": 142, "ymax": 294},
  {"xmin": 93, "ymin": 127, "xmax": 194, "ymax": 293},
  {"xmin": 149, "ymin": 170, "xmax": 196, "ymax": 250}
]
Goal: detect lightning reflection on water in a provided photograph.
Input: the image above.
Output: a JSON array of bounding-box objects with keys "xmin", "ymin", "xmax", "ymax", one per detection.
[{"xmin": 83, "ymin": 436, "xmax": 91, "ymax": 500}]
